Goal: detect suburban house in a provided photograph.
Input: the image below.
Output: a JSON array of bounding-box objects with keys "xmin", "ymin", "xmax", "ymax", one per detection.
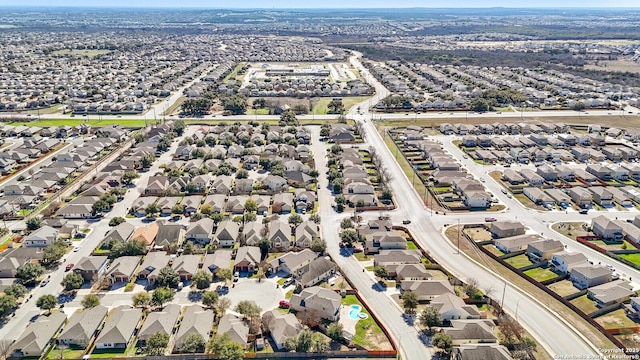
[
  {"xmin": 569, "ymin": 187, "xmax": 593, "ymax": 208},
  {"xmin": 550, "ymin": 251, "xmax": 589, "ymax": 274},
  {"xmin": 23, "ymin": 225, "xmax": 59, "ymax": 247},
  {"xmin": 94, "ymin": 306, "xmax": 142, "ymax": 349},
  {"xmin": 523, "ymin": 187, "xmax": 554, "ymax": 206},
  {"xmin": 104, "ymin": 222, "xmax": 135, "ymax": 243},
  {"xmin": 624, "ymin": 297, "xmax": 640, "ymax": 319},
  {"xmin": 215, "ymin": 220, "xmax": 240, "ymax": 247},
  {"xmin": 452, "ymin": 344, "xmax": 513, "ymax": 360},
  {"xmin": 105, "ymin": 256, "xmax": 140, "ymax": 284},
  {"xmin": 234, "ymin": 246, "xmax": 261, "ymax": 272},
  {"xmin": 589, "ymin": 187, "xmax": 614, "ymax": 207},
  {"xmin": 137, "ymin": 304, "xmax": 182, "ymax": 346},
  {"xmin": 395, "ymin": 264, "xmax": 432, "ymax": 281},
  {"xmin": 172, "ymin": 254, "xmax": 201, "ymax": 281},
  {"xmin": 494, "ymin": 235, "xmax": 540, "ymax": 254},
  {"xmin": 570, "ymin": 265, "xmax": 613, "ymax": 289},
  {"xmin": 374, "ymin": 250, "xmax": 422, "ymax": 268},
  {"xmin": 130, "ymin": 222, "xmax": 159, "ymax": 246},
  {"xmin": 592, "ymin": 215, "xmax": 623, "ymax": 240},
  {"xmin": 185, "ymin": 218, "xmax": 214, "ymax": 245},
  {"xmin": 431, "ymin": 293, "xmax": 482, "ymax": 321},
  {"xmin": 9, "ymin": 312, "xmax": 67, "ymax": 358},
  {"xmin": 290, "ymin": 286, "xmax": 342, "ymax": 321},
  {"xmin": 269, "ymin": 220, "xmax": 292, "ymax": 249},
  {"xmin": 58, "ymin": 306, "xmax": 109, "ymax": 348},
  {"xmin": 218, "ymin": 314, "xmax": 250, "ymax": 348},
  {"xmin": 155, "ymin": 223, "xmax": 185, "ymax": 249},
  {"xmin": 526, "ymin": 239, "xmax": 564, "ymax": 262},
  {"xmin": 364, "ymin": 231, "xmax": 407, "ymax": 254},
  {"xmin": 444, "ymin": 320, "xmax": 498, "ymax": 345},
  {"xmin": 295, "ymin": 220, "xmax": 319, "ymax": 248},
  {"xmin": 73, "ymin": 256, "xmax": 109, "ymax": 281},
  {"xmin": 588, "ymin": 281, "xmax": 634, "ymax": 308},
  {"xmin": 262, "ymin": 310, "xmax": 303, "ymax": 350},
  {"xmin": 174, "ymin": 305, "xmax": 214, "ymax": 353},
  {"xmin": 203, "ymin": 250, "xmax": 233, "ymax": 278},
  {"xmin": 490, "ymin": 221, "xmax": 525, "ymax": 239},
  {"xmin": 293, "ymin": 256, "xmax": 338, "ymax": 288},
  {"xmin": 268, "ymin": 249, "xmax": 317, "ymax": 276},
  {"xmin": 400, "ymin": 280, "xmax": 455, "ymax": 301},
  {"xmin": 137, "ymin": 252, "xmax": 171, "ymax": 282}
]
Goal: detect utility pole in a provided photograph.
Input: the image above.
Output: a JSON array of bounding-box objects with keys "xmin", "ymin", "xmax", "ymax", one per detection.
[
  {"xmin": 457, "ymin": 219, "xmax": 461, "ymax": 254},
  {"xmin": 500, "ymin": 282, "xmax": 507, "ymax": 314}
]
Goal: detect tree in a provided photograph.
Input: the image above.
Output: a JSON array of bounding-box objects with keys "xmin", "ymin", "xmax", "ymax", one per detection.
[
  {"xmin": 42, "ymin": 240, "xmax": 68, "ymax": 266},
  {"xmin": 284, "ymin": 337, "xmax": 298, "ymax": 351},
  {"xmin": 26, "ymin": 216, "xmax": 43, "ymax": 231},
  {"xmin": 109, "ymin": 239, "xmax": 147, "ymax": 258},
  {"xmin": 297, "ymin": 330, "xmax": 315, "ymax": 352},
  {"xmin": 463, "ymin": 278, "xmax": 483, "ymax": 299},
  {"xmin": 62, "ymin": 272, "xmax": 83, "ymax": 291},
  {"xmin": 216, "ymin": 268, "xmax": 234, "ymax": 283},
  {"xmin": 312, "ymin": 334, "xmax": 329, "ymax": 353},
  {"xmin": 109, "ymin": 217, "xmax": 125, "ymax": 226},
  {"xmin": 340, "ymin": 229, "xmax": 359, "ymax": 247},
  {"xmin": 146, "ymin": 332, "xmax": 170, "ymax": 356},
  {"xmin": 310, "ymin": 239, "xmax": 326, "ymax": 253},
  {"xmin": 174, "ymin": 119, "xmax": 186, "ymax": 135},
  {"xmin": 132, "ymin": 292, "xmax": 152, "ymax": 308},
  {"xmin": 469, "ymin": 99, "xmax": 490, "ymax": 113},
  {"xmin": 181, "ymin": 333, "xmax": 206, "ymax": 353},
  {"xmin": 81, "ymin": 294, "xmax": 101, "ymax": 309},
  {"xmin": 16, "ymin": 262, "xmax": 45, "ymax": 284},
  {"xmin": 418, "ymin": 306, "xmax": 441, "ymax": 332},
  {"xmin": 402, "ymin": 291, "xmax": 419, "ymax": 314},
  {"xmin": 340, "ymin": 218, "xmax": 354, "ymax": 229},
  {"xmin": 235, "ymin": 169, "xmax": 249, "ymax": 179},
  {"xmin": 431, "ymin": 331, "xmax": 453, "ymax": 355},
  {"xmin": 327, "ymin": 322, "xmax": 344, "ymax": 341},
  {"xmin": 202, "ymin": 290, "xmax": 219, "ymax": 308},
  {"xmin": 258, "ymin": 238, "xmax": 271, "ymax": 258},
  {"xmin": 244, "ymin": 198, "xmax": 257, "ymax": 213},
  {"xmin": 36, "ymin": 294, "xmax": 57, "ymax": 313},
  {"xmin": 207, "ymin": 334, "xmax": 244, "ymax": 360},
  {"xmin": 216, "ymin": 297, "xmax": 232, "ymax": 317},
  {"xmin": 288, "ymin": 213, "xmax": 303, "ymax": 230},
  {"xmin": 234, "ymin": 300, "xmax": 262, "ymax": 319},
  {"xmin": 0, "ymin": 295, "xmax": 17, "ymax": 317},
  {"xmin": 192, "ymin": 270, "xmax": 212, "ymax": 290},
  {"xmin": 122, "ymin": 170, "xmax": 139, "ymax": 185},
  {"xmin": 498, "ymin": 317, "xmax": 524, "ymax": 345},
  {"xmin": 3, "ymin": 284, "xmax": 27, "ymax": 298},
  {"xmin": 92, "ymin": 199, "xmax": 110, "ymax": 214},
  {"xmin": 309, "ymin": 213, "xmax": 321, "ymax": 224},
  {"xmin": 515, "ymin": 336, "xmax": 537, "ymax": 355},
  {"xmin": 141, "ymin": 153, "xmax": 155, "ymax": 169},
  {"xmin": 373, "ymin": 266, "xmax": 389, "ymax": 279},
  {"xmin": 327, "ymin": 100, "xmax": 345, "ymax": 114},
  {"xmin": 156, "ymin": 267, "xmax": 180, "ymax": 288},
  {"xmin": 279, "ymin": 109, "xmax": 298, "ymax": 126},
  {"xmin": 170, "ymin": 204, "xmax": 184, "ymax": 215},
  {"xmin": 152, "ymin": 287, "xmax": 174, "ymax": 307}
]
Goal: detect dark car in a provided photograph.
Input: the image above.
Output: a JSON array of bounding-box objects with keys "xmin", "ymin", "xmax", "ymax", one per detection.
[{"xmin": 402, "ymin": 220, "xmax": 411, "ymax": 225}]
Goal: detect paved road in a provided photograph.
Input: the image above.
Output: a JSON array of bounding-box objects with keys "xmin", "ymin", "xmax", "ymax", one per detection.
[
  {"xmin": 309, "ymin": 126, "xmax": 431, "ymax": 360},
  {"xmin": 345, "ymin": 54, "xmax": 600, "ymax": 356}
]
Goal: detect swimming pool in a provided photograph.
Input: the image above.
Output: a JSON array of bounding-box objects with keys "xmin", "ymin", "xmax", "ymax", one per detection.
[{"xmin": 348, "ymin": 304, "xmax": 368, "ymax": 320}]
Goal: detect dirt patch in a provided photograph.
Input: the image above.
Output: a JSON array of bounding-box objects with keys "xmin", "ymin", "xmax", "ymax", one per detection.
[
  {"xmin": 553, "ymin": 222, "xmax": 591, "ymax": 240},
  {"xmin": 586, "ymin": 60, "xmax": 640, "ymax": 74},
  {"xmin": 548, "ymin": 280, "xmax": 580, "ymax": 297},
  {"xmin": 463, "ymin": 227, "xmax": 492, "ymax": 242}
]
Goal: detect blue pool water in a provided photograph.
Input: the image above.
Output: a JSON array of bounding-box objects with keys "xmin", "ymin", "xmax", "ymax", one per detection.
[{"xmin": 348, "ymin": 305, "xmax": 368, "ymax": 320}]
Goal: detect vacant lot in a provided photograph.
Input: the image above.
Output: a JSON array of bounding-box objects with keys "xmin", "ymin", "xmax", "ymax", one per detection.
[
  {"xmin": 548, "ymin": 280, "xmax": 580, "ymax": 297},
  {"xmin": 570, "ymin": 294, "xmax": 599, "ymax": 315},
  {"xmin": 504, "ymin": 254, "xmax": 533, "ymax": 269},
  {"xmin": 594, "ymin": 308, "xmax": 639, "ymax": 329},
  {"xmin": 524, "ymin": 267, "xmax": 558, "ymax": 282},
  {"xmin": 586, "ymin": 60, "xmax": 640, "ymax": 74},
  {"xmin": 52, "ymin": 49, "xmax": 113, "ymax": 58},
  {"xmin": 463, "ymin": 227, "xmax": 493, "ymax": 242}
]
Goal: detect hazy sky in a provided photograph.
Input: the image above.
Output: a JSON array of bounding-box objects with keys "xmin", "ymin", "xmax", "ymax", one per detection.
[{"xmin": 0, "ymin": 0, "xmax": 638, "ymax": 7}]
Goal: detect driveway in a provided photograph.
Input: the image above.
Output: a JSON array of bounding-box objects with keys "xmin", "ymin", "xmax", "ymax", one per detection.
[{"xmin": 224, "ymin": 278, "xmax": 285, "ymax": 314}]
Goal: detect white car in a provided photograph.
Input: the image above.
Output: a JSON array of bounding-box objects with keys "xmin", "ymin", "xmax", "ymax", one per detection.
[{"xmin": 73, "ymin": 246, "xmax": 81, "ymax": 252}]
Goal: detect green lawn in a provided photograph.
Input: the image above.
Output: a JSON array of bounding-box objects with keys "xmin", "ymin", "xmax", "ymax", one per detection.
[
  {"xmin": 89, "ymin": 349, "xmax": 126, "ymax": 359},
  {"xmin": 340, "ymin": 295, "xmax": 390, "ymax": 349},
  {"xmin": 503, "ymin": 254, "xmax": 533, "ymax": 269},
  {"xmin": 618, "ymin": 253, "xmax": 640, "ymax": 266},
  {"xmin": 383, "ymin": 135, "xmax": 428, "ymax": 203},
  {"xmin": 224, "ymin": 63, "xmax": 245, "ymax": 82},
  {"xmin": 285, "ymin": 289, "xmax": 294, "ymax": 299},
  {"xmin": 312, "ymin": 96, "xmax": 366, "ymax": 115},
  {"xmin": 406, "ymin": 241, "xmax": 418, "ymax": 250},
  {"xmin": 569, "ymin": 294, "xmax": 599, "ymax": 315},
  {"xmin": 354, "ymin": 252, "xmax": 370, "ymax": 261},
  {"xmin": 523, "ymin": 267, "xmax": 558, "ymax": 282},
  {"xmin": 47, "ymin": 347, "xmax": 86, "ymax": 359},
  {"xmin": 9, "ymin": 119, "xmax": 147, "ymax": 128},
  {"xmin": 247, "ymin": 108, "xmax": 270, "ymax": 115}
]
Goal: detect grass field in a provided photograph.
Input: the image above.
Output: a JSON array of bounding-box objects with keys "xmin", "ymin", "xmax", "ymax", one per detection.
[
  {"xmin": 618, "ymin": 253, "xmax": 640, "ymax": 266},
  {"xmin": 484, "ymin": 245, "xmax": 505, "ymax": 257},
  {"xmin": 570, "ymin": 294, "xmax": 599, "ymax": 315},
  {"xmin": 163, "ymin": 96, "xmax": 186, "ymax": 116},
  {"xmin": 27, "ymin": 104, "xmax": 63, "ymax": 115},
  {"xmin": 382, "ymin": 134, "xmax": 429, "ymax": 204},
  {"xmin": 52, "ymin": 49, "xmax": 112, "ymax": 58},
  {"xmin": 312, "ymin": 96, "xmax": 366, "ymax": 115},
  {"xmin": 503, "ymin": 254, "xmax": 533, "ymax": 269},
  {"xmin": 523, "ymin": 267, "xmax": 558, "ymax": 282},
  {"xmin": 595, "ymin": 308, "xmax": 640, "ymax": 329},
  {"xmin": 224, "ymin": 63, "xmax": 245, "ymax": 82},
  {"xmin": 8, "ymin": 119, "xmax": 147, "ymax": 128}
]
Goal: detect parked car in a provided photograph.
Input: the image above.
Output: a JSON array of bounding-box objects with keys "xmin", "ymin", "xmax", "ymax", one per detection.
[
  {"xmin": 40, "ymin": 278, "xmax": 49, "ymax": 287},
  {"xmin": 73, "ymin": 246, "xmax": 81, "ymax": 252},
  {"xmin": 485, "ymin": 217, "xmax": 497, "ymax": 222},
  {"xmin": 402, "ymin": 219, "xmax": 411, "ymax": 224},
  {"xmin": 233, "ymin": 272, "xmax": 239, "ymax": 282},
  {"xmin": 65, "ymin": 263, "xmax": 74, "ymax": 271},
  {"xmin": 283, "ymin": 278, "xmax": 295, "ymax": 287},
  {"xmin": 501, "ymin": 189, "xmax": 508, "ymax": 194},
  {"xmin": 279, "ymin": 300, "xmax": 290, "ymax": 308},
  {"xmin": 353, "ymin": 247, "xmax": 363, "ymax": 253}
]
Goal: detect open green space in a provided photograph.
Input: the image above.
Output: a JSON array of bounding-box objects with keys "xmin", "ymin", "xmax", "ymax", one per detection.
[
  {"xmin": 523, "ymin": 267, "xmax": 558, "ymax": 282},
  {"xmin": 503, "ymin": 254, "xmax": 533, "ymax": 269},
  {"xmin": 247, "ymin": 108, "xmax": 270, "ymax": 115},
  {"xmin": 383, "ymin": 135, "xmax": 428, "ymax": 203},
  {"xmin": 52, "ymin": 49, "xmax": 113, "ymax": 58},
  {"xmin": 340, "ymin": 295, "xmax": 391, "ymax": 350},
  {"xmin": 8, "ymin": 119, "xmax": 147, "ymax": 128},
  {"xmin": 569, "ymin": 294, "xmax": 599, "ymax": 315},
  {"xmin": 27, "ymin": 104, "xmax": 63, "ymax": 115},
  {"xmin": 406, "ymin": 241, "xmax": 418, "ymax": 250},
  {"xmin": 617, "ymin": 253, "xmax": 640, "ymax": 266},
  {"xmin": 312, "ymin": 96, "xmax": 365, "ymax": 115},
  {"xmin": 224, "ymin": 63, "xmax": 245, "ymax": 82}
]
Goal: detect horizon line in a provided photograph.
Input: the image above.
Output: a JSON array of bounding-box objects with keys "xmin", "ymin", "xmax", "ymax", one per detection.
[{"xmin": 1, "ymin": 5, "xmax": 640, "ymax": 9}]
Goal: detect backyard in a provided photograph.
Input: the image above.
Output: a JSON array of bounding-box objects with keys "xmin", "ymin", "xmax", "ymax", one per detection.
[
  {"xmin": 340, "ymin": 295, "xmax": 393, "ymax": 350},
  {"xmin": 569, "ymin": 294, "xmax": 599, "ymax": 315},
  {"xmin": 523, "ymin": 267, "xmax": 559, "ymax": 282},
  {"xmin": 594, "ymin": 308, "xmax": 639, "ymax": 329},
  {"xmin": 548, "ymin": 280, "xmax": 580, "ymax": 297},
  {"xmin": 503, "ymin": 254, "xmax": 533, "ymax": 269}
]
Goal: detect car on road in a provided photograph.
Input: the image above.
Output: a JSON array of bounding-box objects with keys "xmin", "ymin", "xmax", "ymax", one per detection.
[
  {"xmin": 506, "ymin": 193, "xmax": 512, "ymax": 199},
  {"xmin": 279, "ymin": 300, "xmax": 290, "ymax": 308},
  {"xmin": 73, "ymin": 246, "xmax": 81, "ymax": 252},
  {"xmin": 65, "ymin": 263, "xmax": 74, "ymax": 271},
  {"xmin": 579, "ymin": 209, "xmax": 589, "ymax": 214},
  {"xmin": 501, "ymin": 189, "xmax": 508, "ymax": 194},
  {"xmin": 402, "ymin": 219, "xmax": 411, "ymax": 224},
  {"xmin": 142, "ymin": 217, "xmax": 156, "ymax": 223},
  {"xmin": 463, "ymin": 155, "xmax": 468, "ymax": 159},
  {"xmin": 40, "ymin": 278, "xmax": 50, "ymax": 287},
  {"xmin": 480, "ymin": 177, "xmax": 485, "ymax": 182},
  {"xmin": 484, "ymin": 217, "xmax": 497, "ymax": 222}
]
